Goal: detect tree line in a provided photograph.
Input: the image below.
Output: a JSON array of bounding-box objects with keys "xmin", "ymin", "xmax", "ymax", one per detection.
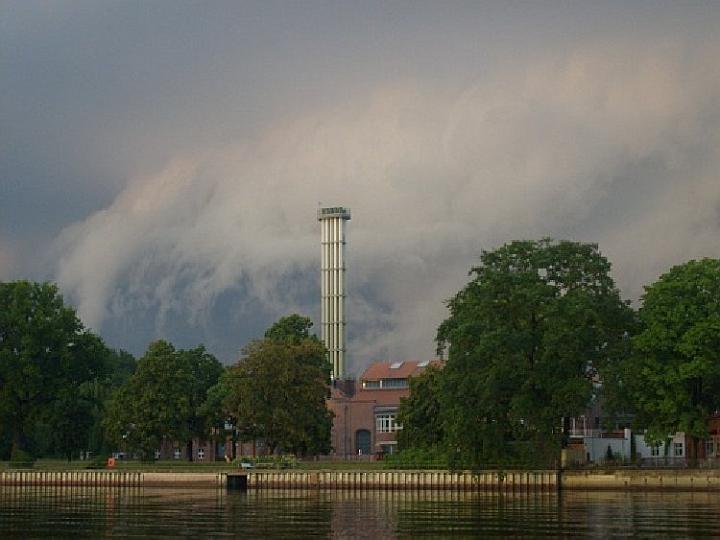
[
  {"xmin": 0, "ymin": 281, "xmax": 331, "ymax": 463},
  {"xmin": 2, "ymin": 238, "xmax": 718, "ymax": 466},
  {"xmin": 397, "ymin": 239, "xmax": 720, "ymax": 467}
]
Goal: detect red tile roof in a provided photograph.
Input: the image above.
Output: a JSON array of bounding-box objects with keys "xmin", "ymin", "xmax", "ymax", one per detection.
[{"xmin": 359, "ymin": 360, "xmax": 443, "ymax": 381}]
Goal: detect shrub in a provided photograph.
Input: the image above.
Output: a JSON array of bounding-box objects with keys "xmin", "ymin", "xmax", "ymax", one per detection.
[
  {"xmin": 9, "ymin": 448, "xmax": 35, "ymax": 468},
  {"xmin": 234, "ymin": 455, "xmax": 298, "ymax": 469},
  {"xmin": 382, "ymin": 446, "xmax": 449, "ymax": 469},
  {"xmin": 85, "ymin": 456, "xmax": 108, "ymax": 470}
]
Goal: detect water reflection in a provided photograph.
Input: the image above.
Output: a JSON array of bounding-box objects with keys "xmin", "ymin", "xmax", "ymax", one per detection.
[{"xmin": 1, "ymin": 486, "xmax": 720, "ymax": 538}]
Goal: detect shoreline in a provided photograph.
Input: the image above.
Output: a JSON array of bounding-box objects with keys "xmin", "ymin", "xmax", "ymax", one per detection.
[{"xmin": 3, "ymin": 469, "xmax": 720, "ymax": 491}]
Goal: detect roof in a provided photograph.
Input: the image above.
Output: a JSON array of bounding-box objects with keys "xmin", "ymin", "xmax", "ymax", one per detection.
[{"xmin": 359, "ymin": 360, "xmax": 444, "ymax": 381}]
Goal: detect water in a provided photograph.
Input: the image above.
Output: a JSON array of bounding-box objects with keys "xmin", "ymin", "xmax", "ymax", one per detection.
[{"xmin": 1, "ymin": 487, "xmax": 720, "ymax": 538}]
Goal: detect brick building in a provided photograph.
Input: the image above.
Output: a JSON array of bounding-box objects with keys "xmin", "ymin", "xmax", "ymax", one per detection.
[{"xmin": 327, "ymin": 360, "xmax": 442, "ymax": 458}]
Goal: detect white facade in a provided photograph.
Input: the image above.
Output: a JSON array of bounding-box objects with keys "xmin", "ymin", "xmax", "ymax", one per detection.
[
  {"xmin": 584, "ymin": 429, "xmax": 632, "ymax": 463},
  {"xmin": 318, "ymin": 206, "xmax": 351, "ymax": 380},
  {"xmin": 583, "ymin": 430, "xmax": 687, "ymax": 463}
]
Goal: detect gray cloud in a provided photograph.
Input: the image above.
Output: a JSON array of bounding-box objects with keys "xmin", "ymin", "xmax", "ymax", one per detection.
[
  {"xmin": 3, "ymin": 2, "xmax": 720, "ymax": 368},
  {"xmin": 51, "ymin": 37, "xmax": 720, "ymax": 370}
]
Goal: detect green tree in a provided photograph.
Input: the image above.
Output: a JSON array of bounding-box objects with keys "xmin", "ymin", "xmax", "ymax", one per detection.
[
  {"xmin": 45, "ymin": 332, "xmax": 112, "ymax": 461},
  {"xmin": 181, "ymin": 346, "xmax": 223, "ymax": 461},
  {"xmin": 264, "ymin": 314, "xmax": 315, "ymax": 342},
  {"xmin": 86, "ymin": 349, "xmax": 137, "ymax": 459},
  {"xmin": 626, "ymin": 258, "xmax": 720, "ymax": 461},
  {"xmin": 224, "ymin": 320, "xmax": 332, "ymax": 456},
  {"xmin": 436, "ymin": 239, "xmax": 633, "ymax": 468},
  {"xmin": 397, "ymin": 364, "xmax": 444, "ymax": 450},
  {"xmin": 103, "ymin": 340, "xmax": 192, "ymax": 460},
  {"xmin": 199, "ymin": 371, "xmax": 238, "ymax": 457},
  {"xmin": 106, "ymin": 349, "xmax": 137, "ymax": 389},
  {"xmin": 0, "ymin": 281, "xmax": 108, "ymax": 460}
]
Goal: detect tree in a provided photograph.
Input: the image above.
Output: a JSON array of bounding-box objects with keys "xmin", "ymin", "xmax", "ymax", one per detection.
[
  {"xmin": 397, "ymin": 364, "xmax": 444, "ymax": 450},
  {"xmin": 45, "ymin": 332, "xmax": 112, "ymax": 461},
  {"xmin": 86, "ymin": 349, "xmax": 138, "ymax": 459},
  {"xmin": 436, "ymin": 239, "xmax": 633, "ymax": 467},
  {"xmin": 264, "ymin": 314, "xmax": 315, "ymax": 342},
  {"xmin": 180, "ymin": 346, "xmax": 223, "ymax": 461},
  {"xmin": 104, "ymin": 340, "xmax": 192, "ymax": 460},
  {"xmin": 625, "ymin": 259, "xmax": 720, "ymax": 462},
  {"xmin": 224, "ymin": 318, "xmax": 332, "ymax": 456},
  {"xmin": 106, "ymin": 349, "xmax": 137, "ymax": 389},
  {"xmin": 199, "ymin": 372, "xmax": 237, "ymax": 458},
  {"xmin": 0, "ymin": 281, "xmax": 108, "ymax": 460}
]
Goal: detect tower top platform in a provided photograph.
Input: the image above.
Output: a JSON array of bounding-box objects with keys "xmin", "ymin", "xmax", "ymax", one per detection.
[{"xmin": 318, "ymin": 207, "xmax": 351, "ymax": 220}]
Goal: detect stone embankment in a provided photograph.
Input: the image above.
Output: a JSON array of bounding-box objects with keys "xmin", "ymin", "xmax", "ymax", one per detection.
[
  {"xmin": 3, "ymin": 469, "xmax": 720, "ymax": 491},
  {"xmin": 0, "ymin": 470, "xmax": 556, "ymax": 490},
  {"xmin": 244, "ymin": 470, "xmax": 557, "ymax": 490},
  {"xmin": 563, "ymin": 469, "xmax": 720, "ymax": 490},
  {"xmin": 0, "ymin": 471, "xmax": 223, "ymax": 488}
]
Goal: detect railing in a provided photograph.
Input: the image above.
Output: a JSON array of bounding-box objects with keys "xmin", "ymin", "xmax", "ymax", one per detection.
[{"xmin": 568, "ymin": 429, "xmax": 603, "ymax": 438}]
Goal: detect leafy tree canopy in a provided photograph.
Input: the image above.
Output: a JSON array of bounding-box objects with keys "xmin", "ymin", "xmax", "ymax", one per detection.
[
  {"xmin": 225, "ymin": 317, "xmax": 332, "ymax": 456},
  {"xmin": 264, "ymin": 314, "xmax": 316, "ymax": 343},
  {"xmin": 624, "ymin": 258, "xmax": 720, "ymax": 458},
  {"xmin": 104, "ymin": 340, "xmax": 194, "ymax": 459},
  {"xmin": 180, "ymin": 345, "xmax": 224, "ymax": 459},
  {"xmin": 103, "ymin": 341, "xmax": 223, "ymax": 460},
  {"xmin": 436, "ymin": 239, "xmax": 633, "ymax": 467},
  {"xmin": 0, "ymin": 281, "xmax": 108, "ymax": 460},
  {"xmin": 396, "ymin": 364, "xmax": 444, "ymax": 450}
]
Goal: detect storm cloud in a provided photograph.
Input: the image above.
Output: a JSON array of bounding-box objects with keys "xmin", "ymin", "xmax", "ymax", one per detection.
[{"xmin": 3, "ymin": 2, "xmax": 720, "ymax": 370}]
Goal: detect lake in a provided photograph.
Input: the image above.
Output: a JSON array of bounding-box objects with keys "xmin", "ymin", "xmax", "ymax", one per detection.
[{"xmin": 1, "ymin": 486, "xmax": 719, "ymax": 537}]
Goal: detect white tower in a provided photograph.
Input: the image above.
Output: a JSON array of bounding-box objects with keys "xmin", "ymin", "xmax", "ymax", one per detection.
[{"xmin": 318, "ymin": 206, "xmax": 351, "ymax": 380}]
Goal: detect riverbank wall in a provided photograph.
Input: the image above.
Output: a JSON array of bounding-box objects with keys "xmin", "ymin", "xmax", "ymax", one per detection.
[
  {"xmin": 3, "ymin": 469, "xmax": 720, "ymax": 491},
  {"xmin": 0, "ymin": 470, "xmax": 556, "ymax": 490},
  {"xmin": 245, "ymin": 470, "xmax": 557, "ymax": 490},
  {"xmin": 0, "ymin": 471, "xmax": 224, "ymax": 488},
  {"xmin": 562, "ymin": 469, "xmax": 720, "ymax": 490}
]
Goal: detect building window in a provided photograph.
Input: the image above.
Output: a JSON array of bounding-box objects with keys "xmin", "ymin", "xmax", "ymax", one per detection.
[
  {"xmin": 650, "ymin": 445, "xmax": 661, "ymax": 457},
  {"xmin": 173, "ymin": 448, "xmax": 181, "ymax": 460},
  {"xmin": 376, "ymin": 413, "xmax": 402, "ymax": 433},
  {"xmin": 362, "ymin": 380, "xmax": 380, "ymax": 389},
  {"xmin": 381, "ymin": 378, "xmax": 408, "ymax": 389},
  {"xmin": 380, "ymin": 444, "xmax": 396, "ymax": 455},
  {"xmin": 706, "ymin": 440, "xmax": 715, "ymax": 457},
  {"xmin": 197, "ymin": 448, "xmax": 205, "ymax": 461},
  {"xmin": 673, "ymin": 442, "xmax": 684, "ymax": 457}
]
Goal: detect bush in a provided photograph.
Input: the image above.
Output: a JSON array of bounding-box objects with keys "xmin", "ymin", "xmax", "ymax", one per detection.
[
  {"xmin": 85, "ymin": 456, "xmax": 108, "ymax": 470},
  {"xmin": 234, "ymin": 455, "xmax": 298, "ymax": 469},
  {"xmin": 9, "ymin": 448, "xmax": 35, "ymax": 468},
  {"xmin": 382, "ymin": 447, "xmax": 449, "ymax": 469}
]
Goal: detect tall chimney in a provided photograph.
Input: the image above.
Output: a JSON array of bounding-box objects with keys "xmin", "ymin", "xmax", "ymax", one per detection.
[{"xmin": 318, "ymin": 206, "xmax": 351, "ymax": 380}]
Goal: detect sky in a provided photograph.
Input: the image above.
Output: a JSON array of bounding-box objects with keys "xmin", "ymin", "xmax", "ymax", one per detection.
[{"xmin": 2, "ymin": 1, "xmax": 720, "ymax": 371}]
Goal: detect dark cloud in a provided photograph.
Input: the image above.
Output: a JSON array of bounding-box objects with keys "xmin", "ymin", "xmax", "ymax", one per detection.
[{"xmin": 2, "ymin": 2, "xmax": 719, "ymax": 367}]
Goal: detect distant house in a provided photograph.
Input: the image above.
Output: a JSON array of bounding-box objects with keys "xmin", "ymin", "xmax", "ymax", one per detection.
[
  {"xmin": 157, "ymin": 437, "xmax": 227, "ymax": 462},
  {"xmin": 327, "ymin": 360, "xmax": 443, "ymax": 458},
  {"xmin": 566, "ymin": 422, "xmax": 720, "ymax": 466}
]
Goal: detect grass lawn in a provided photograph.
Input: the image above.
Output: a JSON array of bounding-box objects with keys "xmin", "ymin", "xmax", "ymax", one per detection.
[
  {"xmin": 296, "ymin": 460, "xmax": 386, "ymax": 471},
  {"xmin": 1, "ymin": 459, "xmax": 235, "ymax": 472},
  {"xmin": 1, "ymin": 458, "xmax": 389, "ymax": 473}
]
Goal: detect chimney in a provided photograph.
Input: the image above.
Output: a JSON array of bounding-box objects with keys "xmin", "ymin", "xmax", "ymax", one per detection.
[{"xmin": 318, "ymin": 206, "xmax": 351, "ymax": 380}]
